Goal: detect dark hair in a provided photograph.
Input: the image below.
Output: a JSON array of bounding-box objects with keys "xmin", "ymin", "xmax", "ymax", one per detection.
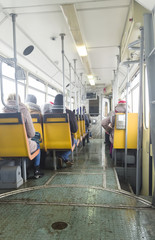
[{"xmin": 54, "ymin": 94, "xmax": 63, "ymax": 106}]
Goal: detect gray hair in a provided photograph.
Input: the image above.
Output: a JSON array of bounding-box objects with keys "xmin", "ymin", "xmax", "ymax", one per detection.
[{"xmin": 7, "ymin": 93, "xmax": 21, "ymax": 103}]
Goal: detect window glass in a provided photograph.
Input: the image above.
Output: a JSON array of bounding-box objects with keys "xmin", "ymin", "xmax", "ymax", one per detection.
[
  {"xmin": 48, "ymin": 87, "xmax": 57, "ymax": 96},
  {"xmin": 131, "ymin": 73, "xmax": 139, "ymax": 89},
  {"xmin": 18, "ymin": 83, "xmax": 25, "ymax": 103},
  {"xmin": 2, "ymin": 77, "xmax": 25, "ymax": 103},
  {"xmin": 3, "ymin": 77, "xmax": 16, "ymax": 102},
  {"xmin": 46, "ymin": 95, "xmax": 55, "ymax": 104},
  {"xmin": 28, "ymin": 76, "xmax": 45, "ymax": 91},
  {"xmin": 144, "ymin": 68, "xmax": 149, "ymax": 128},
  {"xmin": 2, "ymin": 62, "xmax": 15, "ymax": 79},
  {"xmin": 28, "ymin": 88, "xmax": 45, "ymax": 107},
  {"xmin": 132, "ymin": 86, "xmax": 139, "ymax": 113}
]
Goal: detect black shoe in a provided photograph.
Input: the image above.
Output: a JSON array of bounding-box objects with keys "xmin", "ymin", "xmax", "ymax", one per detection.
[{"xmin": 34, "ymin": 166, "xmax": 44, "ymax": 179}]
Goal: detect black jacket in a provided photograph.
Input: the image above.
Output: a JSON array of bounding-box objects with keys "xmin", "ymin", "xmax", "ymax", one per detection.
[{"xmin": 66, "ymin": 109, "xmax": 78, "ymax": 133}]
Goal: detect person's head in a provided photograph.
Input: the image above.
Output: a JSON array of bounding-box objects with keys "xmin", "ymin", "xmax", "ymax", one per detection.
[
  {"xmin": 42, "ymin": 103, "xmax": 53, "ymax": 114},
  {"xmin": 53, "ymin": 94, "xmax": 63, "ymax": 113},
  {"xmin": 54, "ymin": 94, "xmax": 63, "ymax": 106},
  {"xmin": 7, "ymin": 93, "xmax": 21, "ymax": 103},
  {"xmin": 26, "ymin": 94, "xmax": 37, "ymax": 104},
  {"xmin": 115, "ymin": 99, "xmax": 126, "ymax": 113},
  {"xmin": 118, "ymin": 99, "xmax": 126, "ymax": 104}
]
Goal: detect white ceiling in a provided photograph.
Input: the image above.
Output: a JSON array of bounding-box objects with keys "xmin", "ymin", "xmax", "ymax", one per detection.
[{"xmin": 0, "ymin": 0, "xmax": 154, "ymax": 93}]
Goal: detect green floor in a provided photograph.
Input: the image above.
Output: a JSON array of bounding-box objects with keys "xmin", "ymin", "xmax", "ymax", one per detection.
[{"xmin": 0, "ymin": 139, "xmax": 154, "ymax": 240}]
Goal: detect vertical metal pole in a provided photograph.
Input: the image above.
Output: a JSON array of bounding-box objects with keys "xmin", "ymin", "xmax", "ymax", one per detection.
[
  {"xmin": 124, "ymin": 65, "xmax": 129, "ymax": 180},
  {"xmin": 69, "ymin": 63, "xmax": 72, "ymax": 109},
  {"xmin": 80, "ymin": 73, "xmax": 83, "ymax": 109},
  {"xmin": 144, "ymin": 13, "xmax": 155, "ymax": 205},
  {"xmin": 60, "ymin": 33, "xmax": 66, "ymax": 113},
  {"xmin": 11, "ymin": 14, "xmax": 19, "ymax": 112},
  {"xmin": 101, "ymin": 93, "xmax": 103, "ymax": 138},
  {"xmin": 74, "ymin": 59, "xmax": 77, "ymax": 112},
  {"xmin": 22, "ymin": 158, "xmax": 27, "ymax": 182},
  {"xmin": 136, "ymin": 27, "xmax": 144, "ymax": 195},
  {"xmin": 0, "ymin": 61, "xmax": 4, "ymax": 105},
  {"xmin": 78, "ymin": 77, "xmax": 80, "ymax": 110}
]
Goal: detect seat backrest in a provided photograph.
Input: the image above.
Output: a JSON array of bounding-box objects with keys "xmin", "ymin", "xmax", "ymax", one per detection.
[
  {"xmin": 76, "ymin": 116, "xmax": 82, "ymax": 141},
  {"xmin": 31, "ymin": 113, "xmax": 44, "ymax": 149},
  {"xmin": 43, "ymin": 113, "xmax": 72, "ymax": 151},
  {"xmin": 0, "ymin": 112, "xmax": 39, "ymax": 159},
  {"xmin": 113, "ymin": 113, "xmax": 138, "ymax": 149},
  {"xmin": 80, "ymin": 115, "xmax": 84, "ymax": 137}
]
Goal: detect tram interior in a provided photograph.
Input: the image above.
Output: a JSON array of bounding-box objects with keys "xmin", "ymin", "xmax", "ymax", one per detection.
[{"xmin": 0, "ymin": 0, "xmax": 155, "ymax": 239}]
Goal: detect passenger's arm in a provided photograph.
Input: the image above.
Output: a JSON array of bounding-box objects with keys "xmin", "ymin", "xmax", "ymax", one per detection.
[{"xmin": 24, "ymin": 109, "xmax": 36, "ymax": 138}]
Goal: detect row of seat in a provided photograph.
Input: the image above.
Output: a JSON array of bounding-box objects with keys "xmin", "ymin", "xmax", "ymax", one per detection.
[
  {"xmin": 31, "ymin": 113, "xmax": 88, "ymax": 151},
  {"xmin": 0, "ymin": 112, "xmax": 88, "ymax": 180}
]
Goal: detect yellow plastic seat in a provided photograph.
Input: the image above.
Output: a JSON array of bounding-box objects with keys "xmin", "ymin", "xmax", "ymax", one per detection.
[
  {"xmin": 0, "ymin": 112, "xmax": 40, "ymax": 181},
  {"xmin": 43, "ymin": 113, "xmax": 75, "ymax": 170},
  {"xmin": 43, "ymin": 113, "xmax": 75, "ymax": 152},
  {"xmin": 74, "ymin": 115, "xmax": 80, "ymax": 146},
  {"xmin": 77, "ymin": 118, "xmax": 82, "ymax": 142},
  {"xmin": 113, "ymin": 113, "xmax": 138, "ymax": 149}
]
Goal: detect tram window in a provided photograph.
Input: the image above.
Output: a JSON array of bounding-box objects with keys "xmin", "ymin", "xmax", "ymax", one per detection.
[
  {"xmin": 132, "ymin": 86, "xmax": 139, "ymax": 113},
  {"xmin": 28, "ymin": 88, "xmax": 45, "ymax": 106},
  {"xmin": 131, "ymin": 73, "xmax": 140, "ymax": 113},
  {"xmin": 2, "ymin": 62, "xmax": 15, "ymax": 79},
  {"xmin": 89, "ymin": 96, "xmax": 99, "ymax": 116},
  {"xmin": 48, "ymin": 87, "xmax": 57, "ymax": 96},
  {"xmin": 3, "ymin": 77, "xmax": 16, "ymax": 102},
  {"xmin": 28, "ymin": 76, "xmax": 45, "ymax": 91},
  {"xmin": 144, "ymin": 68, "xmax": 149, "ymax": 129},
  {"xmin": 46, "ymin": 95, "xmax": 54, "ymax": 103},
  {"xmin": 17, "ymin": 83, "xmax": 25, "ymax": 103}
]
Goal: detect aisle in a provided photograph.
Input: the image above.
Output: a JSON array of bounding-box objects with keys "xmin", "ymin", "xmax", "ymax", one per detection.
[{"xmin": 0, "ymin": 139, "xmax": 154, "ymax": 240}]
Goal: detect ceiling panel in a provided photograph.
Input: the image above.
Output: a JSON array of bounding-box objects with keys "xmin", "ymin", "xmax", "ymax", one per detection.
[
  {"xmin": 0, "ymin": 0, "xmax": 148, "ymax": 93},
  {"xmin": 135, "ymin": 0, "xmax": 155, "ymax": 11}
]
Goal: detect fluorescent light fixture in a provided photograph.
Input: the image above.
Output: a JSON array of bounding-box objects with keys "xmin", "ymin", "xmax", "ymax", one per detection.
[
  {"xmin": 89, "ymin": 79, "xmax": 95, "ymax": 85},
  {"xmin": 87, "ymin": 75, "xmax": 93, "ymax": 79},
  {"xmin": 76, "ymin": 45, "xmax": 87, "ymax": 56}
]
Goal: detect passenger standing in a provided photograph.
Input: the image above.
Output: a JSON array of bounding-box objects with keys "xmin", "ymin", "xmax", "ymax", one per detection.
[
  {"xmin": 83, "ymin": 107, "xmax": 90, "ymax": 143},
  {"xmin": 3, "ymin": 93, "xmax": 43, "ymax": 178},
  {"xmin": 101, "ymin": 100, "xmax": 128, "ymax": 157},
  {"xmin": 52, "ymin": 94, "xmax": 78, "ymax": 166}
]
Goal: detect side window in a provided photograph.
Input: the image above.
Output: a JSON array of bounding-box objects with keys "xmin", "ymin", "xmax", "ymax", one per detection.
[
  {"xmin": 131, "ymin": 73, "xmax": 140, "ymax": 113},
  {"xmin": 28, "ymin": 76, "xmax": 46, "ymax": 106},
  {"xmin": 132, "ymin": 86, "xmax": 139, "ymax": 113}
]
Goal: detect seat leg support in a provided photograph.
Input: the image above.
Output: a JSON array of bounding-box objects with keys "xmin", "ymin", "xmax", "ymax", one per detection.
[
  {"xmin": 53, "ymin": 150, "xmax": 57, "ymax": 170},
  {"xmin": 22, "ymin": 158, "xmax": 27, "ymax": 182}
]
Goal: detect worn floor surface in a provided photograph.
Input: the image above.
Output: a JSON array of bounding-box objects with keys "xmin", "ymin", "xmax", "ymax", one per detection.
[{"xmin": 0, "ymin": 139, "xmax": 154, "ymax": 240}]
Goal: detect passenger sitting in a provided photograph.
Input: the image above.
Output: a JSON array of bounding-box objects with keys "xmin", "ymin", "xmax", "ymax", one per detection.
[
  {"xmin": 101, "ymin": 100, "xmax": 128, "ymax": 157},
  {"xmin": 52, "ymin": 94, "xmax": 78, "ymax": 167},
  {"xmin": 25, "ymin": 94, "xmax": 41, "ymax": 114},
  {"xmin": 3, "ymin": 93, "xmax": 43, "ymax": 179},
  {"xmin": 42, "ymin": 103, "xmax": 53, "ymax": 114}
]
